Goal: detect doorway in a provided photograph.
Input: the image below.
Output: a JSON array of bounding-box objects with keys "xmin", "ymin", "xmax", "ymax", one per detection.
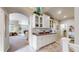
[{"xmin": 7, "ymin": 13, "xmax": 29, "ymax": 52}]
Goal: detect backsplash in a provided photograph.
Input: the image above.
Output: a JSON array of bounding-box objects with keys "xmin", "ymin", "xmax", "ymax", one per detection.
[{"xmin": 32, "ymin": 28, "xmax": 52, "ymax": 34}]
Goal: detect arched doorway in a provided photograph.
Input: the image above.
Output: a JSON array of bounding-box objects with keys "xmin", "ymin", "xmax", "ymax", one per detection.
[{"xmin": 7, "ymin": 13, "xmax": 29, "ymax": 52}]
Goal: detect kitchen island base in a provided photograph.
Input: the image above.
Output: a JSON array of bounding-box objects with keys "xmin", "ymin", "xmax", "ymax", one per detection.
[{"xmin": 30, "ymin": 34, "xmax": 56, "ymax": 51}]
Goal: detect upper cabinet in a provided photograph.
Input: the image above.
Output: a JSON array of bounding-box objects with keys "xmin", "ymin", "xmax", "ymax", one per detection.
[
  {"xmin": 32, "ymin": 14, "xmax": 40, "ymax": 28},
  {"xmin": 42, "ymin": 14, "xmax": 50, "ymax": 28},
  {"xmin": 49, "ymin": 18, "xmax": 59, "ymax": 31},
  {"xmin": 50, "ymin": 18, "xmax": 54, "ymax": 28},
  {"xmin": 32, "ymin": 14, "xmax": 50, "ymax": 28},
  {"xmin": 35, "ymin": 15, "xmax": 39, "ymax": 27}
]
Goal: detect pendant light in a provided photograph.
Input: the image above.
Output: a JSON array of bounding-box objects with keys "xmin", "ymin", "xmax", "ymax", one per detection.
[{"xmin": 33, "ymin": 7, "xmax": 43, "ymax": 15}]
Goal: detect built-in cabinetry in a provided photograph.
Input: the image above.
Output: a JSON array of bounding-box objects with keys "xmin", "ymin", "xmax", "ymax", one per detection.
[
  {"xmin": 30, "ymin": 34, "xmax": 56, "ymax": 51},
  {"xmin": 50, "ymin": 18, "xmax": 58, "ymax": 29},
  {"xmin": 32, "ymin": 14, "xmax": 43, "ymax": 28},
  {"xmin": 50, "ymin": 18, "xmax": 59, "ymax": 33},
  {"xmin": 32, "ymin": 14, "xmax": 50, "ymax": 28},
  {"xmin": 42, "ymin": 14, "xmax": 50, "ymax": 28},
  {"xmin": 50, "ymin": 18, "xmax": 54, "ymax": 28}
]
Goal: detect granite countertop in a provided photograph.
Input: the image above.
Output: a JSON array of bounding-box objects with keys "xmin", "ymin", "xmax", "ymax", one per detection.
[{"xmin": 32, "ymin": 32, "xmax": 56, "ymax": 36}]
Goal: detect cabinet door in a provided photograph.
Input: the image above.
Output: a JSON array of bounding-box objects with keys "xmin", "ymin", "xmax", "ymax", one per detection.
[
  {"xmin": 39, "ymin": 16, "xmax": 43, "ymax": 27},
  {"xmin": 50, "ymin": 19, "xmax": 54, "ymax": 28},
  {"xmin": 43, "ymin": 15, "xmax": 50, "ymax": 28},
  {"xmin": 37, "ymin": 36, "xmax": 44, "ymax": 49},
  {"xmin": 35, "ymin": 15, "xmax": 39, "ymax": 27},
  {"xmin": 33, "ymin": 14, "xmax": 43, "ymax": 28}
]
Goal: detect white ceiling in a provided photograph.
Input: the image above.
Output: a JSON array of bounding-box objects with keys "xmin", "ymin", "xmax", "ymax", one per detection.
[
  {"xmin": 28, "ymin": 7, "xmax": 74, "ymax": 20},
  {"xmin": 43, "ymin": 7, "xmax": 74, "ymax": 20},
  {"xmin": 4, "ymin": 7, "xmax": 74, "ymax": 20}
]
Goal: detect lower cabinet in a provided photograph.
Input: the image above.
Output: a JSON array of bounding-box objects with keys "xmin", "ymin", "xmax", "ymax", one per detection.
[{"xmin": 31, "ymin": 34, "xmax": 56, "ymax": 51}]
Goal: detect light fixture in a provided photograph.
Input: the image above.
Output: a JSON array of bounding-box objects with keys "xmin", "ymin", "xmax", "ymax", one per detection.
[
  {"xmin": 57, "ymin": 10, "xmax": 62, "ymax": 15},
  {"xmin": 63, "ymin": 16, "xmax": 67, "ymax": 18},
  {"xmin": 33, "ymin": 7, "xmax": 43, "ymax": 15}
]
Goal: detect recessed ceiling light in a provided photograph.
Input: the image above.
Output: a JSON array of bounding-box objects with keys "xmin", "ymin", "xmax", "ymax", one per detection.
[
  {"xmin": 63, "ymin": 16, "xmax": 67, "ymax": 18},
  {"xmin": 57, "ymin": 10, "xmax": 62, "ymax": 14}
]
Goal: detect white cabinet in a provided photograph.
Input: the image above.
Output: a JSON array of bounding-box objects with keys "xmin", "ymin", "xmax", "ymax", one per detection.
[
  {"xmin": 32, "ymin": 14, "xmax": 50, "ymax": 28},
  {"xmin": 32, "ymin": 14, "xmax": 43, "ymax": 28},
  {"xmin": 30, "ymin": 34, "xmax": 56, "ymax": 51},
  {"xmin": 49, "ymin": 18, "xmax": 59, "ymax": 33},
  {"xmin": 43, "ymin": 14, "xmax": 50, "ymax": 28},
  {"xmin": 50, "ymin": 19, "xmax": 54, "ymax": 28},
  {"xmin": 49, "ymin": 18, "xmax": 59, "ymax": 29}
]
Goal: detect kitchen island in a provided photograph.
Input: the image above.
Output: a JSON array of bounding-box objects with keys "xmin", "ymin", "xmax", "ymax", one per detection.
[{"xmin": 29, "ymin": 33, "xmax": 56, "ymax": 51}]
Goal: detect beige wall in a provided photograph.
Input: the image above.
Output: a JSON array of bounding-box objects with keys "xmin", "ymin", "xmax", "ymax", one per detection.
[
  {"xmin": 0, "ymin": 8, "xmax": 5, "ymax": 51},
  {"xmin": 4, "ymin": 12, "xmax": 10, "ymax": 52},
  {"xmin": 0, "ymin": 8, "xmax": 10, "ymax": 52},
  {"xmin": 75, "ymin": 8, "xmax": 79, "ymax": 44},
  {"xmin": 60, "ymin": 18, "xmax": 74, "ymax": 27}
]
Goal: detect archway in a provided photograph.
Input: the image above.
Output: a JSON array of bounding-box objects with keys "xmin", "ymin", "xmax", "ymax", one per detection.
[{"xmin": 7, "ymin": 12, "xmax": 30, "ymax": 52}]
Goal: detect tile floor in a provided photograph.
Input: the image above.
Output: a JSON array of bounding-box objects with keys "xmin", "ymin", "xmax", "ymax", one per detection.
[
  {"xmin": 7, "ymin": 36, "xmax": 29, "ymax": 52},
  {"xmin": 15, "ymin": 41, "xmax": 62, "ymax": 52},
  {"xmin": 8, "ymin": 36, "xmax": 74, "ymax": 52}
]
